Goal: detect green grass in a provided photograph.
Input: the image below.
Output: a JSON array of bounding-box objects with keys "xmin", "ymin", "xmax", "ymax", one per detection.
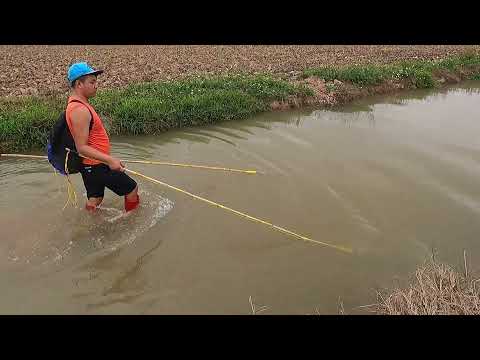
[
  {"xmin": 303, "ymin": 62, "xmax": 437, "ymax": 88},
  {"xmin": 92, "ymin": 74, "xmax": 312, "ymax": 134},
  {"xmin": 0, "ymin": 74, "xmax": 312, "ymax": 152},
  {"xmin": 0, "ymin": 96, "xmax": 64, "ymax": 152},
  {"xmin": 304, "ymin": 65, "xmax": 390, "ymax": 86},
  {"xmin": 303, "ymin": 52, "xmax": 480, "ymax": 89}
]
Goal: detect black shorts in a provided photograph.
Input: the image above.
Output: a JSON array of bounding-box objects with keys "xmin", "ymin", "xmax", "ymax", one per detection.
[{"xmin": 80, "ymin": 164, "xmax": 137, "ymax": 199}]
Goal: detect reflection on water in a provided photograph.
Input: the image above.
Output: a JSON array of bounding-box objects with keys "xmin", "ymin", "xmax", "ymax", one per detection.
[
  {"xmin": 313, "ymin": 109, "xmax": 376, "ymax": 128},
  {"xmin": 181, "ymin": 130, "xmax": 237, "ymax": 146},
  {"xmin": 2, "ymin": 81, "xmax": 480, "ymax": 314}
]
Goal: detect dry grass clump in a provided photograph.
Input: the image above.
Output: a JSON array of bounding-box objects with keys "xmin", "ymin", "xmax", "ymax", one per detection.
[{"xmin": 372, "ymin": 252, "xmax": 480, "ymax": 315}]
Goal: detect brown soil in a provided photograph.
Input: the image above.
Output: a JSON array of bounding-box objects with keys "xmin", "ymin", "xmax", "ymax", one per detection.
[{"xmin": 1, "ymin": 45, "xmax": 480, "ymax": 98}]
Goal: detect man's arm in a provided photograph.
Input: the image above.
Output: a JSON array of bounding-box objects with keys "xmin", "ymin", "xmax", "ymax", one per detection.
[{"xmin": 70, "ymin": 106, "xmax": 124, "ymax": 171}]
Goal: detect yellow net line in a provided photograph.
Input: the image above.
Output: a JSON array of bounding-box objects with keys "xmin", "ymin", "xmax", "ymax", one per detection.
[
  {"xmin": 126, "ymin": 168, "xmax": 353, "ymax": 254},
  {"xmin": 62, "ymin": 149, "xmax": 78, "ymax": 210},
  {"xmin": 0, "ymin": 154, "xmax": 257, "ymax": 174},
  {"xmin": 1, "ymin": 152, "xmax": 352, "ymax": 254}
]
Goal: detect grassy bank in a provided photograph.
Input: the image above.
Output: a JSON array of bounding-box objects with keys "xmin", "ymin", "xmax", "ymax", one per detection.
[
  {"xmin": 0, "ymin": 74, "xmax": 312, "ymax": 152},
  {"xmin": 2, "ymin": 52, "xmax": 480, "ymax": 153},
  {"xmin": 302, "ymin": 52, "xmax": 480, "ymax": 88}
]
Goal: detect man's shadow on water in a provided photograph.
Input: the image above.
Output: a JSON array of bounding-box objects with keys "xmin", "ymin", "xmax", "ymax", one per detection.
[
  {"xmin": 68, "ymin": 233, "xmax": 164, "ymax": 313},
  {"xmin": 46, "ymin": 190, "xmax": 176, "ymax": 312}
]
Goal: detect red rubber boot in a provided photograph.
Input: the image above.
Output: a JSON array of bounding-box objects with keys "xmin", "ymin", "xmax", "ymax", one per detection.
[
  {"xmin": 125, "ymin": 194, "xmax": 140, "ymax": 212},
  {"xmin": 85, "ymin": 203, "xmax": 97, "ymax": 212}
]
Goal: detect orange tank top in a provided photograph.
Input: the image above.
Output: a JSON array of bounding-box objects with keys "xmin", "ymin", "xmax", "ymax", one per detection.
[{"xmin": 65, "ymin": 96, "xmax": 111, "ymax": 166}]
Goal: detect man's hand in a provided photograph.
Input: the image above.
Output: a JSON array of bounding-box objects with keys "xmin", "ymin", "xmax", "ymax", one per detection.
[{"xmin": 108, "ymin": 157, "xmax": 125, "ymax": 172}]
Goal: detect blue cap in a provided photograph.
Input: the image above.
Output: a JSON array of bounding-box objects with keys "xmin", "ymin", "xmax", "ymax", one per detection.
[{"xmin": 67, "ymin": 62, "xmax": 104, "ymax": 85}]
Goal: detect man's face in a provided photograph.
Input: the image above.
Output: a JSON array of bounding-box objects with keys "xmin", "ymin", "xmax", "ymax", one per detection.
[{"xmin": 77, "ymin": 75, "xmax": 98, "ymax": 97}]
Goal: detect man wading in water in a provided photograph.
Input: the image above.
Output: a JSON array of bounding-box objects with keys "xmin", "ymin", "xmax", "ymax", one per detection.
[{"xmin": 65, "ymin": 62, "xmax": 140, "ymax": 212}]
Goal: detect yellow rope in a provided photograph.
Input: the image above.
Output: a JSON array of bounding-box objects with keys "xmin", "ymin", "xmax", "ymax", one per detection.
[
  {"xmin": 123, "ymin": 159, "xmax": 257, "ymax": 174},
  {"xmin": 0, "ymin": 153, "xmax": 77, "ymax": 208},
  {"xmin": 125, "ymin": 168, "xmax": 353, "ymax": 254},
  {"xmin": 62, "ymin": 149, "xmax": 77, "ymax": 210},
  {"xmin": 0, "ymin": 153, "xmax": 257, "ymax": 174},
  {"xmin": 1, "ymin": 152, "xmax": 352, "ymax": 253},
  {"xmin": 0, "ymin": 154, "xmax": 47, "ymax": 159},
  {"xmin": 53, "ymin": 167, "xmax": 63, "ymax": 197}
]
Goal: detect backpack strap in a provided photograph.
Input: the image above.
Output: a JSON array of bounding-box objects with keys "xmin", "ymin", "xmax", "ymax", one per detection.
[{"xmin": 67, "ymin": 99, "xmax": 93, "ymax": 131}]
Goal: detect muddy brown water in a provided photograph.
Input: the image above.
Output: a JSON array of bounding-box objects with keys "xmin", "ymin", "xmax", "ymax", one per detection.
[{"xmin": 2, "ymin": 81, "xmax": 480, "ymax": 314}]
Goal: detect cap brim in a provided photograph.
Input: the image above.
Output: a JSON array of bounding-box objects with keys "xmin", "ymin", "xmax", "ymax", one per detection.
[{"xmin": 87, "ymin": 69, "xmax": 104, "ymax": 76}]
